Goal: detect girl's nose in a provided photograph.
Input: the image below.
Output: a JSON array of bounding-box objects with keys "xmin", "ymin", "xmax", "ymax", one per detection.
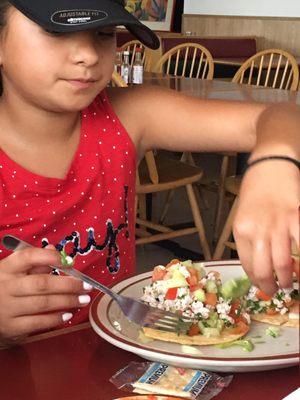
[{"xmin": 70, "ymin": 32, "xmax": 100, "ymax": 67}]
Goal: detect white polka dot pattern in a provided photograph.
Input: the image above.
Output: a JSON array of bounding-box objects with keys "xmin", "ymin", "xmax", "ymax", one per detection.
[{"xmin": 0, "ymin": 91, "xmax": 136, "ymax": 326}]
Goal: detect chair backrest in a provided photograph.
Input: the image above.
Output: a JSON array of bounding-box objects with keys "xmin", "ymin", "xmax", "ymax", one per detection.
[
  {"xmin": 120, "ymin": 40, "xmax": 147, "ymax": 68},
  {"xmin": 154, "ymin": 43, "xmax": 214, "ymax": 80},
  {"xmin": 232, "ymin": 48, "xmax": 299, "ymax": 91},
  {"xmin": 111, "ymin": 70, "xmax": 128, "ymax": 87},
  {"xmin": 111, "ymin": 71, "xmax": 159, "ymax": 184}
]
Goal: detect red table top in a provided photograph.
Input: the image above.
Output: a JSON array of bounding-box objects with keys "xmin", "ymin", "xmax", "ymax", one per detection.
[{"xmin": 0, "ymin": 323, "xmax": 298, "ymax": 400}]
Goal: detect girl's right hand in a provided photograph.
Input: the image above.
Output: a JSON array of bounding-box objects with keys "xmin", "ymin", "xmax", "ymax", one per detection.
[{"xmin": 0, "ymin": 247, "xmax": 92, "ymax": 346}]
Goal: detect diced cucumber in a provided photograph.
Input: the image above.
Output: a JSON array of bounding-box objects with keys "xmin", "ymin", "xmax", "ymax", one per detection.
[
  {"xmin": 202, "ymin": 327, "xmax": 221, "ymax": 338},
  {"xmin": 205, "ymin": 280, "xmax": 218, "ymax": 293},
  {"xmin": 160, "ymin": 270, "xmax": 188, "ymax": 289},
  {"xmin": 209, "ymin": 312, "xmax": 218, "ymax": 321},
  {"xmin": 181, "ymin": 260, "xmax": 193, "ymax": 267},
  {"xmin": 198, "ymin": 321, "xmax": 206, "ymax": 333},
  {"xmin": 221, "ymin": 276, "xmax": 251, "ymax": 300},
  {"xmin": 194, "ymin": 288, "xmax": 206, "ymax": 302},
  {"xmin": 216, "ymin": 319, "xmax": 224, "ymax": 332},
  {"xmin": 206, "ymin": 316, "xmax": 223, "ymax": 332}
]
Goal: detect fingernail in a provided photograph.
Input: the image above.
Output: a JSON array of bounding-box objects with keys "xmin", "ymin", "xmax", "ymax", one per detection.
[
  {"xmin": 62, "ymin": 313, "xmax": 73, "ymax": 322},
  {"xmin": 78, "ymin": 295, "xmax": 91, "ymax": 305},
  {"xmin": 83, "ymin": 282, "xmax": 93, "ymax": 291}
]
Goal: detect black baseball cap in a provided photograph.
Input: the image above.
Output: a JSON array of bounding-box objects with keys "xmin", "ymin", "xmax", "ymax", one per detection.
[{"xmin": 8, "ymin": 0, "xmax": 160, "ymax": 49}]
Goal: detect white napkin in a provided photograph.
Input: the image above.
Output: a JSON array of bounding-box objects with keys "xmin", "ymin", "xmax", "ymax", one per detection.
[{"xmin": 282, "ymin": 388, "xmax": 300, "ymax": 400}]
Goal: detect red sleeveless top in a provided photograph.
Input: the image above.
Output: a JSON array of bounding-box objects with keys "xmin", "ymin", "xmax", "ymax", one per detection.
[{"xmin": 0, "ymin": 91, "xmax": 136, "ymax": 326}]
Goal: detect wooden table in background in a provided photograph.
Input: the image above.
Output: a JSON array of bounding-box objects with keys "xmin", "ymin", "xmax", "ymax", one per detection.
[
  {"xmin": 142, "ymin": 72, "xmax": 300, "ymax": 105},
  {"xmin": 0, "ymin": 323, "xmax": 298, "ymax": 400},
  {"xmin": 214, "ymin": 57, "xmax": 300, "ymax": 68}
]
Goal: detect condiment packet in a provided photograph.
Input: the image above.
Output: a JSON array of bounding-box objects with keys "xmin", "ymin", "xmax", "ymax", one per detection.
[{"xmin": 110, "ymin": 362, "xmax": 233, "ymax": 400}]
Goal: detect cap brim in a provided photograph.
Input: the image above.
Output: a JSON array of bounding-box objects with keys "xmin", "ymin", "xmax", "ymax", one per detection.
[{"xmin": 9, "ymin": 0, "xmax": 160, "ymax": 49}]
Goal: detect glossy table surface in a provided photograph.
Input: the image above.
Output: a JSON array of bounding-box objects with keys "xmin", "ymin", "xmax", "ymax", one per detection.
[
  {"xmin": 143, "ymin": 73, "xmax": 300, "ymax": 105},
  {"xmin": 0, "ymin": 323, "xmax": 298, "ymax": 400}
]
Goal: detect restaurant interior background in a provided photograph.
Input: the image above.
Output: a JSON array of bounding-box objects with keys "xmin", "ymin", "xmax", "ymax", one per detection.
[{"xmin": 132, "ymin": 0, "xmax": 300, "ymax": 271}]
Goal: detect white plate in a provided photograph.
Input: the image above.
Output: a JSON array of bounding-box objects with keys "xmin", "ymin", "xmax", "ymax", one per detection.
[{"xmin": 90, "ymin": 260, "xmax": 299, "ymax": 372}]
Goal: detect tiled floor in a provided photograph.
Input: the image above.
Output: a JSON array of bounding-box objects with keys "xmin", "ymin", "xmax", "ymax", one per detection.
[{"xmin": 136, "ymin": 152, "xmax": 235, "ymax": 273}]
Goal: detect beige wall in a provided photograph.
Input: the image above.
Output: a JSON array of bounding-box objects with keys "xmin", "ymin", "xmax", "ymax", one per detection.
[{"xmin": 182, "ymin": 15, "xmax": 300, "ymax": 57}]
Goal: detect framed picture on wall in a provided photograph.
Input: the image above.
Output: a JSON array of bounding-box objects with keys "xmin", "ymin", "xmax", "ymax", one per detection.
[{"xmin": 124, "ymin": 0, "xmax": 176, "ymax": 31}]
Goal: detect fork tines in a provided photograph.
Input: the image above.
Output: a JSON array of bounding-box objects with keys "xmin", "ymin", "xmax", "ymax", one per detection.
[{"xmin": 143, "ymin": 308, "xmax": 192, "ymax": 332}]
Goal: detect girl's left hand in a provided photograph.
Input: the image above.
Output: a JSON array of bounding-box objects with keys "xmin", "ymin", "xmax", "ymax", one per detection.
[{"xmin": 233, "ymin": 161, "xmax": 300, "ymax": 295}]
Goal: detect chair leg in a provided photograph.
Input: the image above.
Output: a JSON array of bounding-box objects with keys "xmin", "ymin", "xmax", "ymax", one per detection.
[
  {"xmin": 159, "ymin": 189, "xmax": 175, "ymax": 223},
  {"xmin": 159, "ymin": 152, "xmax": 196, "ymax": 223},
  {"xmin": 186, "ymin": 183, "xmax": 212, "ymax": 260},
  {"xmin": 213, "ymin": 155, "xmax": 230, "ymax": 241},
  {"xmin": 213, "ymin": 196, "xmax": 239, "ymax": 260}
]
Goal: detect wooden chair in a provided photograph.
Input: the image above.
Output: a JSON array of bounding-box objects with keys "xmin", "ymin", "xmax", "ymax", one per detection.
[
  {"xmin": 154, "ymin": 43, "xmax": 214, "ymax": 79},
  {"xmin": 232, "ymin": 48, "xmax": 299, "ymax": 90},
  {"xmin": 111, "ymin": 71, "xmax": 211, "ymax": 260},
  {"xmin": 213, "ymin": 49, "xmax": 299, "ymax": 259},
  {"xmin": 136, "ymin": 151, "xmax": 212, "ymax": 260},
  {"xmin": 154, "ymin": 43, "xmax": 214, "ymax": 223}
]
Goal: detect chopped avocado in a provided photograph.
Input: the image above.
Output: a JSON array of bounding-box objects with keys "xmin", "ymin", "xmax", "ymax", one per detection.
[
  {"xmin": 216, "ymin": 339, "xmax": 254, "ymax": 352},
  {"xmin": 202, "ymin": 327, "xmax": 220, "ymax": 338},
  {"xmin": 206, "ymin": 317, "xmax": 224, "ymax": 332},
  {"xmin": 192, "ymin": 262, "xmax": 206, "ymax": 278},
  {"xmin": 198, "ymin": 321, "xmax": 207, "ymax": 333},
  {"xmin": 221, "ymin": 276, "xmax": 251, "ymax": 300},
  {"xmin": 266, "ymin": 326, "xmax": 280, "ymax": 338},
  {"xmin": 181, "ymin": 260, "xmax": 193, "ymax": 268},
  {"xmin": 205, "ymin": 280, "xmax": 218, "ymax": 293},
  {"xmin": 60, "ymin": 250, "xmax": 74, "ymax": 267},
  {"xmin": 194, "ymin": 288, "xmax": 206, "ymax": 302},
  {"xmin": 209, "ymin": 312, "xmax": 218, "ymax": 321},
  {"xmin": 216, "ymin": 319, "xmax": 225, "ymax": 332},
  {"xmin": 160, "ymin": 270, "xmax": 188, "ymax": 289}
]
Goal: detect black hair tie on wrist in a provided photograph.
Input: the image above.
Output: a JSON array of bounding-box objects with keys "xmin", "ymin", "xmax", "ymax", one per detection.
[{"xmin": 247, "ymin": 155, "xmax": 300, "ymax": 170}]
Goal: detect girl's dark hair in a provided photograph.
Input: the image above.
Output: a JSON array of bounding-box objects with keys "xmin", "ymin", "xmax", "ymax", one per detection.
[{"xmin": 0, "ymin": 1, "xmax": 11, "ymax": 95}]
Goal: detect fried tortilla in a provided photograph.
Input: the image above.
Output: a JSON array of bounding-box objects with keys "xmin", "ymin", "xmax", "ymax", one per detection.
[
  {"xmin": 251, "ymin": 301, "xmax": 299, "ymax": 327},
  {"xmin": 142, "ymin": 325, "xmax": 249, "ymax": 346}
]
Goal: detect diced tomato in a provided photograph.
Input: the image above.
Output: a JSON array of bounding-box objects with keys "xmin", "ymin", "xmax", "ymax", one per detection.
[
  {"xmin": 152, "ymin": 266, "xmax": 167, "ymax": 282},
  {"xmin": 256, "ymin": 290, "xmax": 272, "ymax": 301},
  {"xmin": 188, "ymin": 323, "xmax": 200, "ymax": 336},
  {"xmin": 234, "ymin": 314, "xmax": 249, "ymax": 325},
  {"xmin": 189, "ymin": 283, "xmax": 204, "ymax": 292},
  {"xmin": 229, "ymin": 321, "xmax": 249, "ymax": 335},
  {"xmin": 186, "ymin": 268, "xmax": 199, "ymax": 287},
  {"xmin": 266, "ymin": 308, "xmax": 278, "ymax": 316},
  {"xmin": 165, "ymin": 287, "xmax": 178, "ymax": 300},
  {"xmin": 204, "ymin": 292, "xmax": 218, "ymax": 307},
  {"xmin": 166, "ymin": 259, "xmax": 180, "ymax": 268},
  {"xmin": 229, "ymin": 300, "xmax": 241, "ymax": 320}
]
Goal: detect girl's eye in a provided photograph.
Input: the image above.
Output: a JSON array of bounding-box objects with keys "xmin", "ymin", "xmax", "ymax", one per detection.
[
  {"xmin": 96, "ymin": 30, "xmax": 116, "ymax": 38},
  {"xmin": 45, "ymin": 30, "xmax": 65, "ymax": 37}
]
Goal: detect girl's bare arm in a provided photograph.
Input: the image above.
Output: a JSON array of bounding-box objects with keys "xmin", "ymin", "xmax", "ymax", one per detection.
[{"xmin": 109, "ymin": 86, "xmax": 300, "ymax": 295}]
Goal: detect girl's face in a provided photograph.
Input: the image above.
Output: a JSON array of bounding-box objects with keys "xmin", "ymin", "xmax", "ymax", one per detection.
[{"xmin": 0, "ymin": 7, "xmax": 116, "ymax": 112}]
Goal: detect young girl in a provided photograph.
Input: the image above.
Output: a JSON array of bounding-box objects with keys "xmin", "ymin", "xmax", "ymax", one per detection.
[{"xmin": 0, "ymin": 0, "xmax": 299, "ymax": 345}]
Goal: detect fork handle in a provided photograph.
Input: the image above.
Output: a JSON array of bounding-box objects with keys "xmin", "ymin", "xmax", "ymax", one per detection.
[{"xmin": 1, "ymin": 235, "xmax": 121, "ymax": 302}]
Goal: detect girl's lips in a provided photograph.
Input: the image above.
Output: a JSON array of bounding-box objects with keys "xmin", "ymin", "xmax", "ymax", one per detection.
[{"xmin": 66, "ymin": 79, "xmax": 96, "ymax": 89}]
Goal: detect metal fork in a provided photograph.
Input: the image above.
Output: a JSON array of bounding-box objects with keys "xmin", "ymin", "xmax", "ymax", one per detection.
[{"xmin": 2, "ymin": 235, "xmax": 190, "ymax": 332}]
